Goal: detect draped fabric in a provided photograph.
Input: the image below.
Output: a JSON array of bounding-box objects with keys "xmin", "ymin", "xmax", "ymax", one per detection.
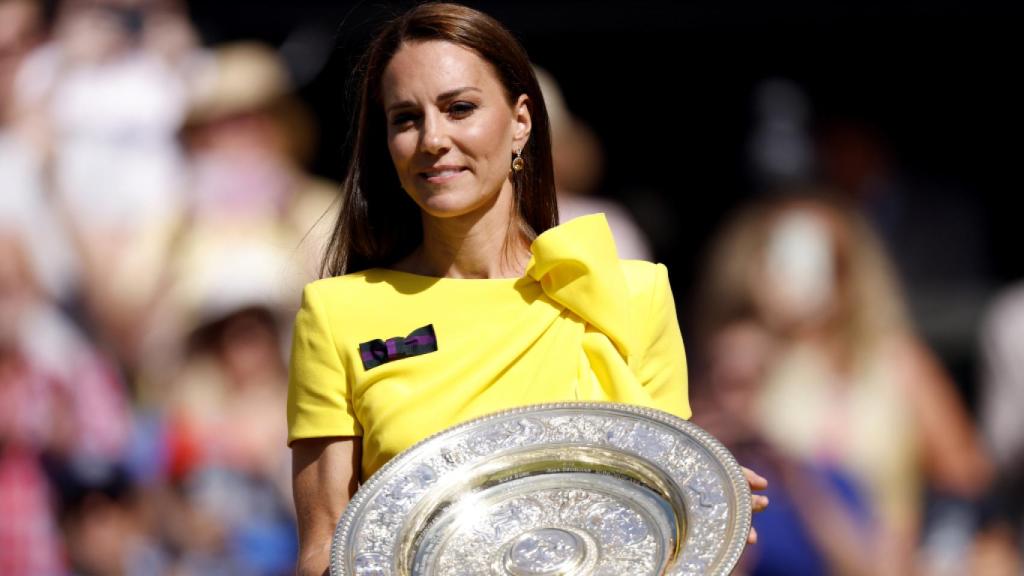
[{"xmin": 288, "ymin": 214, "xmax": 690, "ymax": 479}]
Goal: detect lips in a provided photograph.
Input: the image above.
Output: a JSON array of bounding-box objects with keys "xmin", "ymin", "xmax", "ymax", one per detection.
[{"xmin": 419, "ymin": 166, "xmax": 468, "ymax": 184}]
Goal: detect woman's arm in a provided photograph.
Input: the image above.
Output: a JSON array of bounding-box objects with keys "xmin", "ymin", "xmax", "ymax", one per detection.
[
  {"xmin": 898, "ymin": 336, "xmax": 992, "ymax": 496},
  {"xmin": 293, "ymin": 437, "xmax": 361, "ymax": 576}
]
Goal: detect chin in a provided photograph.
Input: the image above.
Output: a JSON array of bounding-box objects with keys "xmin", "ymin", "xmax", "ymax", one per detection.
[
  {"xmin": 420, "ymin": 200, "xmax": 486, "ymax": 219},
  {"xmin": 413, "ymin": 189, "xmax": 494, "ymax": 219}
]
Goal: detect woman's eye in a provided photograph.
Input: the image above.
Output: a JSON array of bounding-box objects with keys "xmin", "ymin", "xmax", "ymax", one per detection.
[
  {"xmin": 449, "ymin": 102, "xmax": 477, "ymax": 118},
  {"xmin": 391, "ymin": 112, "xmax": 417, "ymax": 127}
]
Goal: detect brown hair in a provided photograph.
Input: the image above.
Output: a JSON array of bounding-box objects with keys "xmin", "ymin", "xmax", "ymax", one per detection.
[
  {"xmin": 694, "ymin": 193, "xmax": 911, "ymax": 366},
  {"xmin": 320, "ymin": 2, "xmax": 557, "ymax": 277}
]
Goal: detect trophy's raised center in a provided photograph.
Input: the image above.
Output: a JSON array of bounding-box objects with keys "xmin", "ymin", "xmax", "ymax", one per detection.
[{"xmin": 504, "ymin": 528, "xmax": 586, "ymax": 575}]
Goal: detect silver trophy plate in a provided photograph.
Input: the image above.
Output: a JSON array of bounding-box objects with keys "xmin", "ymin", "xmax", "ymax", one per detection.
[{"xmin": 330, "ymin": 402, "xmax": 751, "ymax": 576}]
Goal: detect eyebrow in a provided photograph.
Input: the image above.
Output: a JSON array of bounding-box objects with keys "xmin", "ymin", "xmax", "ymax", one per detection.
[{"xmin": 385, "ymin": 86, "xmax": 483, "ymax": 114}]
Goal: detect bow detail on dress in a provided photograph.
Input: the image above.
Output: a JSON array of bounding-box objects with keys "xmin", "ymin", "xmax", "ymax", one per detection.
[
  {"xmin": 359, "ymin": 324, "xmax": 438, "ymax": 370},
  {"xmin": 525, "ymin": 214, "xmax": 636, "ymax": 364}
]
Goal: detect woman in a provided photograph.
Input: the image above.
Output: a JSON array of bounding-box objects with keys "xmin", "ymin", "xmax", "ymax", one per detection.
[
  {"xmin": 288, "ymin": 4, "xmax": 766, "ymax": 574},
  {"xmin": 694, "ymin": 195, "xmax": 991, "ymax": 574}
]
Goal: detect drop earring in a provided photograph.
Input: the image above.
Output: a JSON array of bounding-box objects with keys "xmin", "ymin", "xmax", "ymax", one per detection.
[{"xmin": 511, "ymin": 149, "xmax": 525, "ymax": 172}]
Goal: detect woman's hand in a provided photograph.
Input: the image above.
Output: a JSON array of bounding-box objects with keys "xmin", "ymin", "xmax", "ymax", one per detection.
[{"xmin": 743, "ymin": 466, "xmax": 769, "ymax": 545}]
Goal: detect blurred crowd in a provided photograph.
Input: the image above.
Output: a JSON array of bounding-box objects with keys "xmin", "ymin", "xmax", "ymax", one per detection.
[
  {"xmin": 1, "ymin": 0, "xmax": 332, "ymax": 573},
  {"xmin": 689, "ymin": 81, "xmax": 1023, "ymax": 575},
  {"xmin": 0, "ymin": 1, "xmax": 1021, "ymax": 575}
]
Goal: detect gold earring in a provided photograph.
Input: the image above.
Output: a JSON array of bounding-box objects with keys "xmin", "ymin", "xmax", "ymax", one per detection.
[{"xmin": 511, "ymin": 149, "xmax": 525, "ymax": 172}]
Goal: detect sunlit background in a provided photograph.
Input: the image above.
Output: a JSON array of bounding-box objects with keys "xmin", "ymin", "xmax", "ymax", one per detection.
[{"xmin": 1, "ymin": 0, "xmax": 1020, "ymax": 574}]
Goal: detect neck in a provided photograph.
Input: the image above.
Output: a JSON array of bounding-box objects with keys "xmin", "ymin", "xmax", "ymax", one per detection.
[{"xmin": 403, "ymin": 185, "xmax": 530, "ymax": 279}]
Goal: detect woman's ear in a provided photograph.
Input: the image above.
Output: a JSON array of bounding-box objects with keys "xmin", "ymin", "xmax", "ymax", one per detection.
[{"xmin": 512, "ymin": 93, "xmax": 532, "ymax": 149}]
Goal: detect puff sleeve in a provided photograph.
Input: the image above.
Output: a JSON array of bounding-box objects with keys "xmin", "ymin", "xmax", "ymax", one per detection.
[{"xmin": 287, "ymin": 282, "xmax": 362, "ymax": 444}]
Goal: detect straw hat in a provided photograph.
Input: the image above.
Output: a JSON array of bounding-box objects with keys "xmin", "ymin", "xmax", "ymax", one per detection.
[{"xmin": 186, "ymin": 42, "xmax": 290, "ymax": 126}]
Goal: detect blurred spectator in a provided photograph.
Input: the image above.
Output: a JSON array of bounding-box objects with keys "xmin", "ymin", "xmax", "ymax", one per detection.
[
  {"xmin": 744, "ymin": 79, "xmax": 991, "ymax": 379},
  {"xmin": 0, "ymin": 231, "xmax": 134, "ymax": 574},
  {"xmin": 0, "ymin": 0, "xmax": 42, "ymax": 125},
  {"xmin": 6, "ymin": 5, "xmax": 321, "ymax": 572},
  {"xmin": 54, "ymin": 463, "xmax": 171, "ymax": 575},
  {"xmin": 155, "ymin": 304, "xmax": 297, "ymax": 575},
  {"xmin": 11, "ymin": 0, "xmax": 200, "ymax": 367},
  {"xmin": 1, "ymin": 0, "xmax": 81, "ymax": 305},
  {"xmin": 693, "ymin": 195, "xmax": 992, "ymax": 574},
  {"xmin": 0, "ymin": 232, "xmax": 65, "ymax": 576},
  {"xmin": 179, "ymin": 41, "xmax": 334, "ymax": 275},
  {"xmin": 747, "ymin": 78, "xmax": 815, "ymax": 192},
  {"xmin": 977, "ymin": 285, "xmax": 1024, "ymax": 570},
  {"xmin": 819, "ymin": 120, "xmax": 991, "ymax": 374},
  {"xmin": 129, "ymin": 40, "xmax": 330, "ymax": 574},
  {"xmin": 981, "ymin": 286, "xmax": 1024, "ymax": 508},
  {"xmin": 146, "ymin": 234, "xmax": 301, "ymax": 573},
  {"xmin": 694, "ymin": 319, "xmax": 876, "ymax": 576},
  {"xmin": 136, "ymin": 40, "xmax": 333, "ymax": 403},
  {"xmin": 535, "ymin": 64, "xmax": 653, "ymax": 260}
]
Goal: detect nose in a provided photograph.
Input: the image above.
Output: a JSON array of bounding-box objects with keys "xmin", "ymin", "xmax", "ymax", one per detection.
[{"xmin": 419, "ymin": 109, "xmax": 450, "ymax": 155}]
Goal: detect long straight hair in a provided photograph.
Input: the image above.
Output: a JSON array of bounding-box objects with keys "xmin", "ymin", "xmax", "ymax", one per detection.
[{"xmin": 320, "ymin": 2, "xmax": 558, "ymax": 277}]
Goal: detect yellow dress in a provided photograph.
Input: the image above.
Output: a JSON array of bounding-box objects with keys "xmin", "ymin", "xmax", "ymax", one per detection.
[{"xmin": 287, "ymin": 214, "xmax": 690, "ymax": 479}]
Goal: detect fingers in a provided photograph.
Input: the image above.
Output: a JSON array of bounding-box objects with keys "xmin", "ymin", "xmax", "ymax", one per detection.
[
  {"xmin": 742, "ymin": 466, "xmax": 769, "ymax": 491},
  {"xmin": 743, "ymin": 466, "xmax": 768, "ymax": 546}
]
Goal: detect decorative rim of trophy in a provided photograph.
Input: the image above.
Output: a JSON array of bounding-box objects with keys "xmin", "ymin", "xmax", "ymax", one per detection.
[{"xmin": 330, "ymin": 402, "xmax": 751, "ymax": 576}]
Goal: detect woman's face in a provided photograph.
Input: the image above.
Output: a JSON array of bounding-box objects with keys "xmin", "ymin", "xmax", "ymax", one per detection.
[
  {"xmin": 381, "ymin": 40, "xmax": 531, "ymax": 220},
  {"xmin": 753, "ymin": 207, "xmax": 839, "ymax": 331}
]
